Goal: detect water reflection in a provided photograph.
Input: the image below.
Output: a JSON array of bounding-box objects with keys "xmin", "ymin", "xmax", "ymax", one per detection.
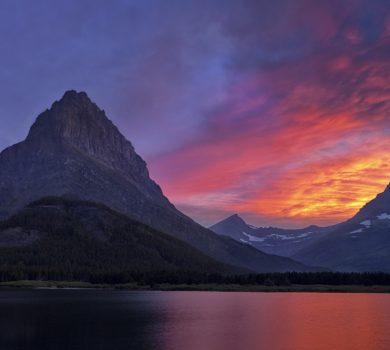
[
  {"xmin": 0, "ymin": 290, "xmax": 390, "ymax": 350},
  {"xmin": 158, "ymin": 292, "xmax": 390, "ymax": 350},
  {"xmin": 0, "ymin": 290, "xmax": 163, "ymax": 350}
]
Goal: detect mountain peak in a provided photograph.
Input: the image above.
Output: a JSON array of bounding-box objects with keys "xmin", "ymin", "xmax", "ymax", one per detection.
[
  {"xmin": 20, "ymin": 90, "xmax": 173, "ymax": 207},
  {"xmin": 209, "ymin": 213, "xmax": 247, "ymax": 230},
  {"xmin": 62, "ymin": 89, "xmax": 87, "ymax": 99},
  {"xmin": 25, "ymin": 90, "xmax": 133, "ymax": 162},
  {"xmin": 27, "ymin": 90, "xmax": 107, "ymax": 142},
  {"xmin": 227, "ymin": 213, "xmax": 245, "ymax": 222},
  {"xmin": 58, "ymin": 90, "xmax": 100, "ymax": 111}
]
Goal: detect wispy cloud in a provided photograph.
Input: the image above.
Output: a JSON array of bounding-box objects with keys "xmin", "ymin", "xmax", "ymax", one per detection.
[
  {"xmin": 1, "ymin": 0, "xmax": 390, "ymax": 228},
  {"xmin": 148, "ymin": 0, "xmax": 390, "ymax": 227}
]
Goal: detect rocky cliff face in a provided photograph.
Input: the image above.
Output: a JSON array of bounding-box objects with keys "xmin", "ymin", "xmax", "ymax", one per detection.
[
  {"xmin": 0, "ymin": 91, "xmax": 177, "ymax": 218},
  {"xmin": 29, "ymin": 91, "xmax": 173, "ymax": 208},
  {"xmin": 0, "ymin": 91, "xmax": 327, "ymax": 272},
  {"xmin": 27, "ymin": 92, "xmax": 149, "ymax": 188}
]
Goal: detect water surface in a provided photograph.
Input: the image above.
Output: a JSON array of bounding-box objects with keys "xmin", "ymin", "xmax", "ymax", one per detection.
[{"xmin": 1, "ymin": 290, "xmax": 389, "ymax": 350}]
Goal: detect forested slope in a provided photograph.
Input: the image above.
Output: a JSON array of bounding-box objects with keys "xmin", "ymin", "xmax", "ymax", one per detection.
[{"xmin": 0, "ymin": 197, "xmax": 238, "ymax": 283}]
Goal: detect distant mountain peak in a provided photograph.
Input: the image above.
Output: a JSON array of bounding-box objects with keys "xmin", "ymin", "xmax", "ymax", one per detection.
[
  {"xmin": 307, "ymin": 224, "xmax": 319, "ymax": 229},
  {"xmin": 208, "ymin": 213, "xmax": 247, "ymax": 230},
  {"xmin": 229, "ymin": 213, "xmax": 240, "ymax": 219},
  {"xmin": 225, "ymin": 213, "xmax": 246, "ymax": 223}
]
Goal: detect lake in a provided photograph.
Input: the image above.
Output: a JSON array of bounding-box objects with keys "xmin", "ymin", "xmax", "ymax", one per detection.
[{"xmin": 1, "ymin": 290, "xmax": 389, "ymax": 350}]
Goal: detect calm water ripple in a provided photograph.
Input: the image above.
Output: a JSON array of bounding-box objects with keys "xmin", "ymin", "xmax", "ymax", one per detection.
[{"xmin": 0, "ymin": 290, "xmax": 389, "ymax": 350}]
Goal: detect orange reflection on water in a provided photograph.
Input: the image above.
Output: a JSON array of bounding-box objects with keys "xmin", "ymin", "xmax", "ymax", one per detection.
[
  {"xmin": 285, "ymin": 293, "xmax": 390, "ymax": 350},
  {"xmin": 157, "ymin": 292, "xmax": 390, "ymax": 350}
]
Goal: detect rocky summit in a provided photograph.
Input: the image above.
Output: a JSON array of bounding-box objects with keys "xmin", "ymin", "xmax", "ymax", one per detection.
[
  {"xmin": 0, "ymin": 90, "xmax": 175, "ymax": 216},
  {"xmin": 0, "ymin": 91, "xmax": 326, "ymax": 273},
  {"xmin": 0, "ymin": 91, "xmax": 179, "ymax": 220}
]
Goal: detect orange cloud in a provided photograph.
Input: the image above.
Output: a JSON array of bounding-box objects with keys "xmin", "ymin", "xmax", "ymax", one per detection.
[
  {"xmin": 238, "ymin": 144, "xmax": 390, "ymax": 227},
  {"xmin": 150, "ymin": 106, "xmax": 390, "ymax": 228}
]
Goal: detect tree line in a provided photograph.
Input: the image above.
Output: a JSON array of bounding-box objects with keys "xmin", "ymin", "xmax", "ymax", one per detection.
[{"xmin": 1, "ymin": 263, "xmax": 389, "ymax": 286}]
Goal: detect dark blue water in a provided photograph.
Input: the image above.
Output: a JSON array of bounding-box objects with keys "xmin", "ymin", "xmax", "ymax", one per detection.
[{"xmin": 1, "ymin": 289, "xmax": 390, "ymax": 350}]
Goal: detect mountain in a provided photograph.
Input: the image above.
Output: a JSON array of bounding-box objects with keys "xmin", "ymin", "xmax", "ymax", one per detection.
[
  {"xmin": 291, "ymin": 185, "xmax": 390, "ymax": 272},
  {"xmin": 0, "ymin": 90, "xmax": 326, "ymax": 273},
  {"xmin": 209, "ymin": 214, "xmax": 340, "ymax": 257},
  {"xmin": 0, "ymin": 197, "xmax": 237, "ymax": 280},
  {"xmin": 0, "ymin": 90, "xmax": 176, "ymax": 219}
]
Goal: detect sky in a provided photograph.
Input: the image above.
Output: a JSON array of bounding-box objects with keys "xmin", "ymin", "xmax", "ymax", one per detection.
[{"xmin": 1, "ymin": 0, "xmax": 390, "ymax": 229}]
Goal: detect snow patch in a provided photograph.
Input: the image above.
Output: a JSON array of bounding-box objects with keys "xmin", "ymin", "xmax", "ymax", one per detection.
[
  {"xmin": 266, "ymin": 232, "xmax": 312, "ymax": 240},
  {"xmin": 360, "ymin": 220, "xmax": 371, "ymax": 226},
  {"xmin": 378, "ymin": 213, "xmax": 390, "ymax": 220},
  {"xmin": 267, "ymin": 234, "xmax": 295, "ymax": 240},
  {"xmin": 349, "ymin": 228, "xmax": 363, "ymax": 234},
  {"xmin": 248, "ymin": 225, "xmax": 258, "ymax": 230},
  {"xmin": 243, "ymin": 232, "xmax": 265, "ymax": 242},
  {"xmin": 296, "ymin": 232, "xmax": 312, "ymax": 238},
  {"xmin": 293, "ymin": 237, "xmax": 312, "ymax": 243},
  {"xmin": 240, "ymin": 238, "xmax": 252, "ymax": 245}
]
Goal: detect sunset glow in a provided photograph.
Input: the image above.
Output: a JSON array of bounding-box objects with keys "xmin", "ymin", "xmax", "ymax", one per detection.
[
  {"xmin": 146, "ymin": 2, "xmax": 390, "ymax": 228},
  {"xmin": 2, "ymin": 1, "xmax": 390, "ymax": 228}
]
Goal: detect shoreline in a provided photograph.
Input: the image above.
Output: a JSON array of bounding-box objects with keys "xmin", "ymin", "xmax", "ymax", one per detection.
[{"xmin": 1, "ymin": 280, "xmax": 390, "ymax": 293}]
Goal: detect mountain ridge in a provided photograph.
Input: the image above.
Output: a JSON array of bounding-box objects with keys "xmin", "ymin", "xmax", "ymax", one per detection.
[{"xmin": 209, "ymin": 213, "xmax": 341, "ymax": 257}]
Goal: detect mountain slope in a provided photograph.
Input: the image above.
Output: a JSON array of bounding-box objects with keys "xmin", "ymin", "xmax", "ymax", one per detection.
[
  {"xmin": 0, "ymin": 197, "xmax": 236, "ymax": 278},
  {"xmin": 291, "ymin": 186, "xmax": 390, "ymax": 272},
  {"xmin": 209, "ymin": 214, "xmax": 340, "ymax": 257},
  {"xmin": 0, "ymin": 90, "xmax": 325, "ymax": 273}
]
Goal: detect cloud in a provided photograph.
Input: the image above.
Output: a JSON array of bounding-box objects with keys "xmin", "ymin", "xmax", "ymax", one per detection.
[
  {"xmin": 1, "ymin": 0, "xmax": 390, "ymax": 229},
  {"xmin": 148, "ymin": 1, "xmax": 390, "ymax": 228}
]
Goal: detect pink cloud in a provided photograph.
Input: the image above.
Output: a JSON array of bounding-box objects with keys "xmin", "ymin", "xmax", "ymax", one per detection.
[{"xmin": 146, "ymin": 1, "xmax": 390, "ymax": 228}]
